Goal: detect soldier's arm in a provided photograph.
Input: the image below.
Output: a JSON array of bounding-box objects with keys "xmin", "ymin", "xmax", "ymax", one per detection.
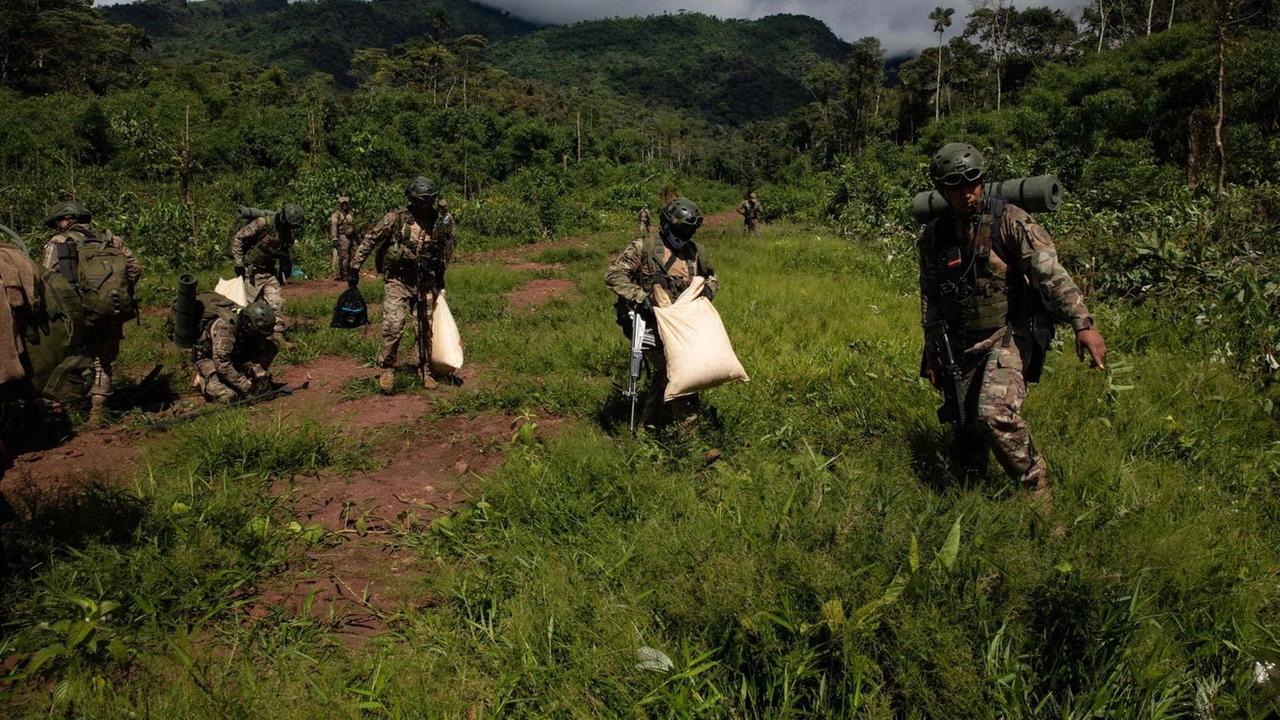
[
  {"xmin": 603, "ymin": 239, "xmax": 649, "ymax": 304},
  {"xmin": 437, "ymin": 214, "xmax": 457, "ymax": 266},
  {"xmin": 40, "ymin": 236, "xmax": 65, "ymax": 272},
  {"xmin": 330, "ymin": 212, "xmax": 341, "ymax": 244},
  {"xmin": 1008, "ymin": 212, "xmax": 1093, "ymax": 332},
  {"xmin": 697, "ymin": 248, "xmax": 719, "ymax": 297},
  {"xmin": 210, "ymin": 319, "xmax": 253, "ymax": 394},
  {"xmin": 918, "ymin": 231, "xmax": 944, "ymax": 330},
  {"xmin": 350, "ymin": 211, "xmax": 397, "ymax": 271},
  {"xmin": 231, "ymin": 216, "xmax": 268, "ymax": 268}
]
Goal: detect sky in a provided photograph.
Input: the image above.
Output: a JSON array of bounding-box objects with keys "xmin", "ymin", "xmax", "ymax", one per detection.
[{"xmin": 96, "ymin": 0, "xmax": 1089, "ymax": 55}]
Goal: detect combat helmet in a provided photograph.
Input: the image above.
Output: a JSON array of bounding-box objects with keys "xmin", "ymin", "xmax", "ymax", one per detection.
[
  {"xmin": 44, "ymin": 200, "xmax": 92, "ymax": 228},
  {"xmin": 929, "ymin": 143, "xmax": 986, "ymax": 188},
  {"xmin": 405, "ymin": 177, "xmax": 439, "ymax": 201},
  {"xmin": 239, "ymin": 301, "xmax": 276, "ymax": 336},
  {"xmin": 279, "ymin": 203, "xmax": 305, "ymax": 228},
  {"xmin": 660, "ymin": 197, "xmax": 703, "ymax": 231}
]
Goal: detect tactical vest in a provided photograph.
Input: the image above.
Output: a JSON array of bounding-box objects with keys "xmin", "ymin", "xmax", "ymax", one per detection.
[
  {"xmin": 923, "ymin": 198, "xmax": 1011, "ymax": 337},
  {"xmin": 638, "ymin": 234, "xmax": 700, "ymax": 297},
  {"xmin": 377, "ymin": 209, "xmax": 441, "ymax": 277},
  {"xmin": 333, "ymin": 211, "xmax": 355, "ymax": 237},
  {"xmin": 243, "ymin": 215, "xmax": 286, "ymax": 270},
  {"xmin": 60, "ymin": 228, "xmax": 136, "ymax": 328}
]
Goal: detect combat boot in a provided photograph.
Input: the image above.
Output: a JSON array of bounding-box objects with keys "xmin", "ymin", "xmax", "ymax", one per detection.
[
  {"xmin": 1021, "ymin": 456, "xmax": 1052, "ymax": 515},
  {"xmin": 87, "ymin": 394, "xmax": 108, "ymax": 427},
  {"xmin": 420, "ymin": 369, "xmax": 438, "ymax": 390},
  {"xmin": 379, "ymin": 369, "xmax": 396, "ymax": 394}
]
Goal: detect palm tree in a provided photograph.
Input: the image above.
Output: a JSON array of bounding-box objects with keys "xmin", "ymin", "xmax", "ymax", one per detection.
[{"xmin": 929, "ymin": 7, "xmax": 955, "ymax": 121}]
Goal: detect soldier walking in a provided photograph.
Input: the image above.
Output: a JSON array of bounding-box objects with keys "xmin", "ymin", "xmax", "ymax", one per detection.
[
  {"xmin": 917, "ymin": 142, "xmax": 1107, "ymax": 501},
  {"xmin": 348, "ymin": 177, "xmax": 456, "ymax": 394},
  {"xmin": 42, "ymin": 200, "xmax": 142, "ymax": 425},
  {"xmin": 737, "ymin": 192, "xmax": 763, "ymax": 236},
  {"xmin": 231, "ymin": 203, "xmax": 303, "ymax": 337},
  {"xmin": 605, "ymin": 196, "xmax": 718, "ymax": 429},
  {"xmin": 330, "ymin": 196, "xmax": 356, "ymax": 281}
]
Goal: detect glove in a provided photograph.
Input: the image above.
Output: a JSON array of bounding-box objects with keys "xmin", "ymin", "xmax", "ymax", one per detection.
[
  {"xmin": 699, "ymin": 286, "xmax": 715, "ymax": 302},
  {"xmin": 346, "ymin": 270, "xmax": 359, "ymax": 287},
  {"xmin": 234, "ymin": 265, "xmax": 246, "ymax": 278}
]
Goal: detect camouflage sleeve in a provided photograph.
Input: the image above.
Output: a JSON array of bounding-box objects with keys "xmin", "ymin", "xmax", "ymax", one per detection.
[
  {"xmin": 350, "ymin": 210, "xmax": 398, "ymax": 271},
  {"xmin": 697, "ymin": 247, "xmax": 719, "ymax": 297},
  {"xmin": 40, "ymin": 235, "xmax": 66, "ymax": 272},
  {"xmin": 231, "ymin": 216, "xmax": 268, "ymax": 268},
  {"xmin": 329, "ymin": 211, "xmax": 340, "ymax": 244},
  {"xmin": 436, "ymin": 213, "xmax": 456, "ymax": 266},
  {"xmin": 210, "ymin": 318, "xmax": 252, "ymax": 395},
  {"xmin": 604, "ymin": 238, "xmax": 649, "ymax": 304},
  {"xmin": 917, "ymin": 227, "xmax": 944, "ymax": 330},
  {"xmin": 737, "ymin": 201, "xmax": 747, "ymax": 216},
  {"xmin": 1006, "ymin": 209, "xmax": 1094, "ymax": 332},
  {"xmin": 109, "ymin": 233, "xmax": 143, "ymax": 284}
]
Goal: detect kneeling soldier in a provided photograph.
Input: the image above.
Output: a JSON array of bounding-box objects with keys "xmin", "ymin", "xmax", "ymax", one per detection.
[{"xmin": 193, "ymin": 301, "xmax": 279, "ymax": 403}]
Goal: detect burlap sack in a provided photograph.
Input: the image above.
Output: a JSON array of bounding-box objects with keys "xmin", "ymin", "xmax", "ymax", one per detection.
[
  {"xmin": 652, "ymin": 276, "xmax": 749, "ymax": 400},
  {"xmin": 430, "ymin": 291, "xmax": 464, "ymax": 374}
]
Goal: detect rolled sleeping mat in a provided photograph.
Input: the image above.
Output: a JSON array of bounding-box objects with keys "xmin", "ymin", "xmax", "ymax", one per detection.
[
  {"xmin": 912, "ymin": 174, "xmax": 1063, "ymax": 224},
  {"xmin": 173, "ymin": 274, "xmax": 200, "ymax": 349}
]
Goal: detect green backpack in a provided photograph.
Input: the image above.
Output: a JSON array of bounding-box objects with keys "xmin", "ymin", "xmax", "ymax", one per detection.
[
  {"xmin": 62, "ymin": 228, "xmax": 136, "ymax": 328},
  {"xmin": 0, "ymin": 241, "xmax": 94, "ymax": 404}
]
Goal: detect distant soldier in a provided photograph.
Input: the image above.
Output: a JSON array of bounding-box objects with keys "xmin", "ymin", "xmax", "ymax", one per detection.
[
  {"xmin": 330, "ymin": 196, "xmax": 356, "ymax": 281},
  {"xmin": 605, "ymin": 196, "xmax": 718, "ymax": 428},
  {"xmin": 737, "ymin": 192, "xmax": 763, "ymax": 236},
  {"xmin": 42, "ymin": 200, "xmax": 142, "ymax": 425},
  {"xmin": 638, "ymin": 205, "xmax": 651, "ymax": 234},
  {"xmin": 231, "ymin": 203, "xmax": 303, "ymax": 336},
  {"xmin": 917, "ymin": 142, "xmax": 1107, "ymax": 500},
  {"xmin": 192, "ymin": 301, "xmax": 279, "ymax": 403},
  {"xmin": 349, "ymin": 177, "xmax": 456, "ymax": 394}
]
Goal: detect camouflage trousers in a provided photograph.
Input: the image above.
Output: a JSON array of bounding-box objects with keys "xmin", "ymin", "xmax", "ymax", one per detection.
[
  {"xmin": 640, "ymin": 349, "xmax": 699, "ymax": 428},
  {"xmin": 248, "ymin": 271, "xmax": 287, "ymax": 335},
  {"xmin": 954, "ymin": 333, "xmax": 1047, "ymax": 488},
  {"xmin": 379, "ymin": 279, "xmax": 437, "ymax": 370},
  {"xmin": 85, "ymin": 325, "xmax": 123, "ymax": 397},
  {"xmin": 332, "ymin": 235, "xmax": 354, "ymax": 278},
  {"xmin": 742, "ymin": 218, "xmax": 759, "ymax": 235},
  {"xmin": 194, "ymin": 359, "xmax": 241, "ymax": 403}
]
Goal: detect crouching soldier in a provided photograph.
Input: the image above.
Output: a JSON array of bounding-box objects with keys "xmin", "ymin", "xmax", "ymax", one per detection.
[
  {"xmin": 193, "ymin": 301, "xmax": 279, "ymax": 403},
  {"xmin": 605, "ymin": 196, "xmax": 718, "ymax": 429}
]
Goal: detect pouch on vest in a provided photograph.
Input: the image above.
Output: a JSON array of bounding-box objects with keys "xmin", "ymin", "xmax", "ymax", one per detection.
[{"xmin": 331, "ymin": 286, "xmax": 370, "ymax": 329}]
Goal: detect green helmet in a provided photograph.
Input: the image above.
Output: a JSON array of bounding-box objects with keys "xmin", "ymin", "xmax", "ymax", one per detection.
[
  {"xmin": 405, "ymin": 177, "xmax": 439, "ymax": 201},
  {"xmin": 929, "ymin": 143, "xmax": 986, "ymax": 187},
  {"xmin": 660, "ymin": 196, "xmax": 703, "ymax": 230},
  {"xmin": 44, "ymin": 200, "xmax": 92, "ymax": 228},
  {"xmin": 279, "ymin": 203, "xmax": 304, "ymax": 228},
  {"xmin": 239, "ymin": 301, "xmax": 276, "ymax": 336}
]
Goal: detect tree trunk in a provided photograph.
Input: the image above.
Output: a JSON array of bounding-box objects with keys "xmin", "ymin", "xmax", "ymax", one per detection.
[
  {"xmin": 934, "ymin": 33, "xmax": 943, "ymax": 121},
  {"xmin": 1147, "ymin": 0, "xmax": 1156, "ymax": 34},
  {"xmin": 1168, "ymin": 0, "xmax": 1177, "ymax": 29},
  {"xmin": 1096, "ymin": 0, "xmax": 1108, "ymax": 51},
  {"xmin": 1214, "ymin": 0, "xmax": 1229, "ymax": 198}
]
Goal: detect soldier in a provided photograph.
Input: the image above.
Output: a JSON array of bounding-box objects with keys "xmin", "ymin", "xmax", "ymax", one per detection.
[
  {"xmin": 917, "ymin": 142, "xmax": 1107, "ymax": 500},
  {"xmin": 192, "ymin": 301, "xmax": 279, "ymax": 403},
  {"xmin": 330, "ymin": 196, "xmax": 356, "ymax": 281},
  {"xmin": 737, "ymin": 192, "xmax": 763, "ymax": 236},
  {"xmin": 231, "ymin": 202, "xmax": 303, "ymax": 336},
  {"xmin": 605, "ymin": 196, "xmax": 718, "ymax": 429},
  {"xmin": 638, "ymin": 204, "xmax": 651, "ymax": 235},
  {"xmin": 42, "ymin": 200, "xmax": 142, "ymax": 425},
  {"xmin": 348, "ymin": 177, "xmax": 456, "ymax": 394}
]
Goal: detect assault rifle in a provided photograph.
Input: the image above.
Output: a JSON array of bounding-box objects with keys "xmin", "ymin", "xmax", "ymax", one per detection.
[
  {"xmin": 624, "ymin": 306, "xmax": 656, "ymax": 431},
  {"xmin": 414, "ymin": 254, "xmax": 437, "ymax": 385},
  {"xmin": 146, "ymin": 380, "xmax": 307, "ymax": 432},
  {"xmin": 927, "ymin": 320, "xmax": 967, "ymax": 437}
]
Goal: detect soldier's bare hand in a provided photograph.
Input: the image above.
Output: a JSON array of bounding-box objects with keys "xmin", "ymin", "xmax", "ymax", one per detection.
[{"xmin": 1075, "ymin": 329, "xmax": 1107, "ymax": 369}]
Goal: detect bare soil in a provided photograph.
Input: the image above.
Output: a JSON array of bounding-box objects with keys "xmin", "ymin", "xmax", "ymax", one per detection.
[{"xmin": 507, "ymin": 278, "xmax": 575, "ymax": 310}]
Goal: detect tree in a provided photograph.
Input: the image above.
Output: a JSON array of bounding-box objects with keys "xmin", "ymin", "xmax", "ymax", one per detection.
[
  {"xmin": 0, "ymin": 0, "xmax": 149, "ymax": 94},
  {"xmin": 929, "ymin": 7, "xmax": 956, "ymax": 121}
]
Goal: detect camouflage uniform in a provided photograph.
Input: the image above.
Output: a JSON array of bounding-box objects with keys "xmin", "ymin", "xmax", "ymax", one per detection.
[
  {"xmin": 231, "ymin": 215, "xmax": 292, "ymax": 334},
  {"xmin": 330, "ymin": 202, "xmax": 356, "ymax": 280},
  {"xmin": 193, "ymin": 316, "xmax": 278, "ymax": 403},
  {"xmin": 350, "ymin": 206, "xmax": 456, "ymax": 371},
  {"xmin": 41, "ymin": 222, "xmax": 142, "ymax": 400},
  {"xmin": 605, "ymin": 232, "xmax": 719, "ymax": 426},
  {"xmin": 737, "ymin": 197, "xmax": 763, "ymax": 235},
  {"xmin": 919, "ymin": 200, "xmax": 1095, "ymax": 488},
  {"xmin": 638, "ymin": 207, "xmax": 651, "ymax": 235}
]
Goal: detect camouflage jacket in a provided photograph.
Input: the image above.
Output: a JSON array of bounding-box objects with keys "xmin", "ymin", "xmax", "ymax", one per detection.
[
  {"xmin": 232, "ymin": 215, "xmax": 294, "ymax": 273},
  {"xmin": 605, "ymin": 234, "xmax": 719, "ymax": 305},
  {"xmin": 330, "ymin": 209, "xmax": 356, "ymax": 244},
  {"xmin": 918, "ymin": 201, "xmax": 1093, "ymax": 353},
  {"xmin": 199, "ymin": 317, "xmax": 275, "ymax": 395},
  {"xmin": 639, "ymin": 208, "xmax": 650, "ymax": 224},
  {"xmin": 738, "ymin": 200, "xmax": 763, "ymax": 220},
  {"xmin": 351, "ymin": 207, "xmax": 456, "ymax": 286},
  {"xmin": 42, "ymin": 222, "xmax": 143, "ymax": 285}
]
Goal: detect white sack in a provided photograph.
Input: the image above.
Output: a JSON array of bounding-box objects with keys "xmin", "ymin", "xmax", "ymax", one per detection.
[
  {"xmin": 214, "ymin": 277, "xmax": 249, "ymax": 306},
  {"xmin": 430, "ymin": 291, "xmax": 465, "ymax": 374},
  {"xmin": 652, "ymin": 276, "xmax": 749, "ymax": 401}
]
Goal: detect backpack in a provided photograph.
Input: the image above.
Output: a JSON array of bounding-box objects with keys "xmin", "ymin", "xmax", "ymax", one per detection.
[
  {"xmin": 0, "ymin": 242, "xmax": 94, "ymax": 404},
  {"xmin": 226, "ymin": 207, "xmax": 276, "ymax": 259},
  {"xmin": 330, "ymin": 285, "xmax": 370, "ymax": 329},
  {"xmin": 61, "ymin": 228, "xmax": 136, "ymax": 328}
]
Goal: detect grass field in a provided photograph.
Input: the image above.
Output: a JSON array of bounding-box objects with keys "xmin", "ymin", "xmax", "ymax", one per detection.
[{"xmin": 2, "ymin": 219, "xmax": 1280, "ymax": 718}]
